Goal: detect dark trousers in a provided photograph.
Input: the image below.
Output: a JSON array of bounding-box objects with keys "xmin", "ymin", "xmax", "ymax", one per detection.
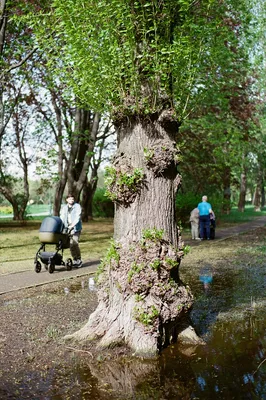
[{"xmin": 200, "ymin": 215, "xmax": 210, "ymax": 239}]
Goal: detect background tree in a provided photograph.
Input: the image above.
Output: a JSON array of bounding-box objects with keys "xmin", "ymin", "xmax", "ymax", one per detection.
[
  {"xmin": 81, "ymin": 118, "xmax": 115, "ymax": 221},
  {"xmin": 0, "ymin": 0, "xmax": 41, "ymax": 218},
  {"xmin": 0, "ymin": 0, "xmax": 114, "ymax": 219}
]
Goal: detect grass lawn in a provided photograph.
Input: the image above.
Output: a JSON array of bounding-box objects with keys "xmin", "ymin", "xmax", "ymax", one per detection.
[
  {"xmin": 216, "ymin": 205, "xmax": 266, "ymax": 225},
  {"xmin": 0, "ymin": 204, "xmax": 265, "ymax": 275}
]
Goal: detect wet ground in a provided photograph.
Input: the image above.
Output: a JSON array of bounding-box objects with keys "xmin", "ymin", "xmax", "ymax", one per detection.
[{"xmin": 1, "ymin": 223, "xmax": 266, "ymax": 399}]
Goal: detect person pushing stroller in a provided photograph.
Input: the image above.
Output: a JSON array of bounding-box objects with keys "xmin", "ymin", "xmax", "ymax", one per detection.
[{"xmin": 60, "ymin": 194, "xmax": 83, "ymax": 268}]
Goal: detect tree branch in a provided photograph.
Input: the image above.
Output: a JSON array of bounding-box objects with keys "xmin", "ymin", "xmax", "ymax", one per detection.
[{"xmin": 0, "ymin": 47, "xmax": 38, "ymax": 81}]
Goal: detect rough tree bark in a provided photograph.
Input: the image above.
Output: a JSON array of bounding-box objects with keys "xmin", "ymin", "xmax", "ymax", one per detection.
[
  {"xmin": 67, "ymin": 110, "xmax": 100, "ymax": 200},
  {"xmin": 262, "ymin": 185, "xmax": 265, "ymax": 208},
  {"xmin": 253, "ymin": 183, "xmax": 262, "ymax": 212},
  {"xmin": 0, "ymin": 0, "xmax": 7, "ymax": 140},
  {"xmin": 52, "ymin": 106, "xmax": 101, "ymax": 215},
  {"xmin": 238, "ymin": 171, "xmax": 247, "ymax": 212},
  {"xmin": 222, "ymin": 167, "xmax": 231, "ymax": 214},
  {"xmin": 50, "ymin": 89, "xmax": 68, "ymax": 216},
  {"xmin": 81, "ymin": 122, "xmax": 113, "ymax": 221},
  {"xmin": 253, "ymin": 185, "xmax": 261, "ymax": 212},
  {"xmin": 81, "ymin": 169, "xmax": 98, "ymax": 221},
  {"xmin": 88, "ymin": 354, "xmax": 197, "ymax": 397},
  {"xmin": 253, "ymin": 164, "xmax": 263, "ymax": 212},
  {"xmin": 66, "ymin": 112, "xmax": 198, "ymax": 357}
]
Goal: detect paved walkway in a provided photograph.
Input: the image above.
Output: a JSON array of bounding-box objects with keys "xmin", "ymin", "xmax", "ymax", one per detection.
[
  {"xmin": 185, "ymin": 215, "xmax": 266, "ymax": 245},
  {"xmin": 0, "ymin": 216, "xmax": 265, "ymax": 295},
  {"xmin": 0, "ymin": 260, "xmax": 99, "ymax": 295}
]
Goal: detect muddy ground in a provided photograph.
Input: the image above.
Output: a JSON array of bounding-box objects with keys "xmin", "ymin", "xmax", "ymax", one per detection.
[{"xmin": 0, "ymin": 227, "xmax": 266, "ymax": 399}]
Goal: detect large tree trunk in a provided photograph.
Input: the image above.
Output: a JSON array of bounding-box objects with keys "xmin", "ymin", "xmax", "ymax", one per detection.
[{"xmin": 65, "ymin": 115, "xmax": 196, "ymax": 357}]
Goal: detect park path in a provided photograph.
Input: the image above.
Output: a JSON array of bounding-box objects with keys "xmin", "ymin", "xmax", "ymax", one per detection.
[
  {"xmin": 184, "ymin": 215, "xmax": 266, "ymax": 245},
  {"xmin": 0, "ymin": 260, "xmax": 99, "ymax": 295},
  {"xmin": 0, "ymin": 216, "xmax": 266, "ymax": 295}
]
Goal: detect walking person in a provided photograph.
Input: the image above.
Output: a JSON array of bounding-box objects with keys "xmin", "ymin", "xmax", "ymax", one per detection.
[
  {"xmin": 60, "ymin": 194, "xmax": 83, "ymax": 267},
  {"xmin": 189, "ymin": 207, "xmax": 200, "ymax": 240},
  {"xmin": 197, "ymin": 195, "xmax": 213, "ymax": 240}
]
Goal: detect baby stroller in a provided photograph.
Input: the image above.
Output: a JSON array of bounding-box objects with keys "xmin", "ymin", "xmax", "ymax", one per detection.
[
  {"xmin": 34, "ymin": 216, "xmax": 73, "ymax": 274},
  {"xmin": 210, "ymin": 218, "xmax": 216, "ymax": 239}
]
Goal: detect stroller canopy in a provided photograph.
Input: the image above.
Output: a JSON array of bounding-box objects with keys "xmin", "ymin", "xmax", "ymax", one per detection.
[{"xmin": 39, "ymin": 216, "xmax": 64, "ymax": 234}]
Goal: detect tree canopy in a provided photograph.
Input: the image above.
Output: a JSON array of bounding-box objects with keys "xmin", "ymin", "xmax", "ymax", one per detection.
[{"xmin": 27, "ymin": 0, "xmax": 252, "ymax": 122}]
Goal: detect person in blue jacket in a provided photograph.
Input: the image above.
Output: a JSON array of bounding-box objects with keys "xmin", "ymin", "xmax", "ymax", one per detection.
[
  {"xmin": 197, "ymin": 195, "xmax": 213, "ymax": 240},
  {"xmin": 60, "ymin": 194, "xmax": 83, "ymax": 267}
]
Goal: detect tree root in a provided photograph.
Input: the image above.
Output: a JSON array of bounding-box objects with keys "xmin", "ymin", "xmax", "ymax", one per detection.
[{"xmin": 177, "ymin": 325, "xmax": 206, "ymax": 345}]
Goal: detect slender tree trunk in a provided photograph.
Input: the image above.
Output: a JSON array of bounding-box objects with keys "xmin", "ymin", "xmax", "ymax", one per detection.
[
  {"xmin": 238, "ymin": 171, "xmax": 247, "ymax": 212},
  {"xmin": 253, "ymin": 186, "xmax": 261, "ymax": 211},
  {"xmin": 53, "ymin": 172, "xmax": 68, "ymax": 216},
  {"xmin": 67, "ymin": 110, "xmax": 100, "ymax": 200},
  {"xmin": 51, "ymin": 90, "xmax": 68, "ymax": 216},
  {"xmin": 81, "ymin": 130, "xmax": 109, "ymax": 221},
  {"xmin": 81, "ymin": 172, "xmax": 98, "ymax": 222},
  {"xmin": 53, "ymin": 108, "xmax": 101, "ymax": 215},
  {"xmin": 261, "ymin": 184, "xmax": 265, "ymax": 208},
  {"xmin": 65, "ymin": 115, "xmax": 197, "ymax": 357},
  {"xmin": 253, "ymin": 165, "xmax": 263, "ymax": 212},
  {"xmin": 81, "ymin": 181, "xmax": 93, "ymax": 221},
  {"xmin": 0, "ymin": 0, "xmax": 7, "ymax": 144},
  {"xmin": 253, "ymin": 185, "xmax": 261, "ymax": 212},
  {"xmin": 222, "ymin": 167, "xmax": 231, "ymax": 214}
]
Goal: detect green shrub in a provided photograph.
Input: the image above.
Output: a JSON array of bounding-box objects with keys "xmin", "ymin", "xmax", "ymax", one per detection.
[
  {"xmin": 0, "ymin": 206, "xmax": 13, "ymax": 215},
  {"xmin": 92, "ymin": 188, "xmax": 114, "ymax": 218},
  {"xmin": 175, "ymin": 192, "xmax": 199, "ymax": 226},
  {"xmin": 175, "ymin": 192, "xmax": 225, "ymax": 227}
]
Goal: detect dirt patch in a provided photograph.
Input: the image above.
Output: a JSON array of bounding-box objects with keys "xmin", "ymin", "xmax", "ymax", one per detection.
[
  {"xmin": 1, "ymin": 227, "xmax": 266, "ymax": 398},
  {"xmin": 0, "ymin": 278, "xmax": 100, "ymax": 398}
]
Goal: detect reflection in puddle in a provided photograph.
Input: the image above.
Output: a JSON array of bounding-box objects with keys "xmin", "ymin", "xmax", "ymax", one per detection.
[
  {"xmin": 88, "ymin": 277, "xmax": 96, "ymax": 291},
  {"xmin": 64, "ymin": 287, "xmax": 70, "ymax": 295},
  {"xmin": 15, "ymin": 263, "xmax": 266, "ymax": 398},
  {"xmin": 199, "ymin": 268, "xmax": 213, "ymax": 291},
  {"xmin": 63, "ymin": 276, "xmax": 97, "ymax": 295}
]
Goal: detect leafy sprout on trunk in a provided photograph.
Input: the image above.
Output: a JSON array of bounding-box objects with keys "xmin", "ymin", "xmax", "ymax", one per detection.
[{"xmin": 105, "ymin": 165, "xmax": 144, "ymax": 205}]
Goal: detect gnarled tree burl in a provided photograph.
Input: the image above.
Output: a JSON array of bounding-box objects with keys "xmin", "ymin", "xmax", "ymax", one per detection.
[{"xmin": 66, "ymin": 111, "xmax": 198, "ymax": 357}]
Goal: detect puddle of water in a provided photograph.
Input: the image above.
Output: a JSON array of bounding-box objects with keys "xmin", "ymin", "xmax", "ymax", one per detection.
[
  {"xmin": 8, "ymin": 264, "xmax": 266, "ymax": 399},
  {"xmin": 63, "ymin": 277, "xmax": 97, "ymax": 295}
]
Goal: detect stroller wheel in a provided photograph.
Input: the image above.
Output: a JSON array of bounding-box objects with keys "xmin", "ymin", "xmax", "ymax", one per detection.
[
  {"xmin": 35, "ymin": 261, "xmax": 42, "ymax": 273},
  {"xmin": 48, "ymin": 262, "xmax": 55, "ymax": 274},
  {"xmin": 66, "ymin": 258, "xmax": 73, "ymax": 271}
]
